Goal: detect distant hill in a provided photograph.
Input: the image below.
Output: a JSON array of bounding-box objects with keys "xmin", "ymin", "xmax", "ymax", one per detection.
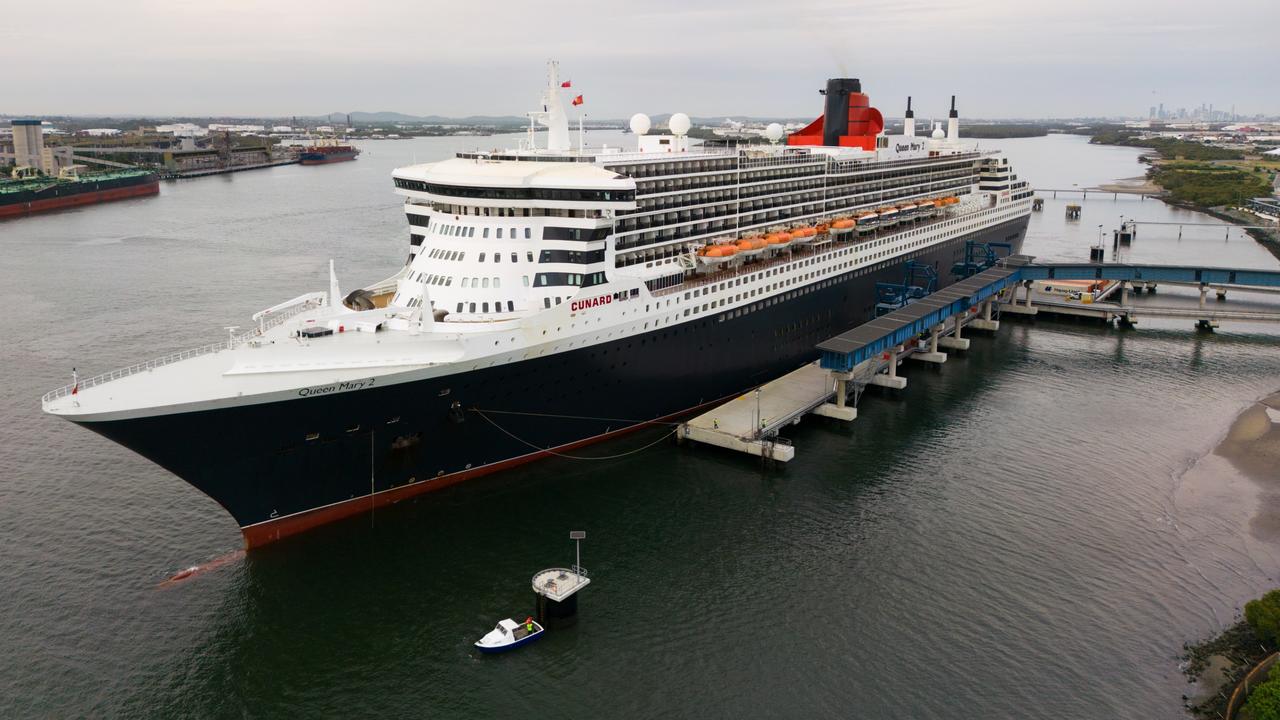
[
  {"xmin": 330, "ymin": 111, "xmax": 810, "ymax": 126},
  {"xmin": 329, "ymin": 111, "xmax": 530, "ymax": 125}
]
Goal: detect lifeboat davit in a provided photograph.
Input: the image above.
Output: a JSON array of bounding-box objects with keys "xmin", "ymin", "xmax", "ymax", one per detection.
[
  {"xmin": 696, "ymin": 242, "xmax": 738, "ymax": 265},
  {"xmin": 829, "ymin": 218, "xmax": 856, "ymax": 235},
  {"xmin": 735, "ymin": 235, "xmax": 769, "ymax": 257}
]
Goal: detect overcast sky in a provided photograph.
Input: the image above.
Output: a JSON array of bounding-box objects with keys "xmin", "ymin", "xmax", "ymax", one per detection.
[{"xmin": 4, "ymin": 0, "xmax": 1275, "ymax": 119}]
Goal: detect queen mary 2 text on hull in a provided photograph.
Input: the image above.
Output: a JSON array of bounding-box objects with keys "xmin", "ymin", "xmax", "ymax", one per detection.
[{"xmin": 41, "ymin": 62, "xmax": 1031, "ymax": 548}]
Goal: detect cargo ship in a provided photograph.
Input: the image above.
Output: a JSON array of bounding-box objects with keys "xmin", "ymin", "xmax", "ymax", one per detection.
[
  {"xmin": 299, "ymin": 138, "xmax": 361, "ymax": 165},
  {"xmin": 43, "ymin": 62, "xmax": 1030, "ymax": 548},
  {"xmin": 0, "ymin": 167, "xmax": 159, "ymax": 219}
]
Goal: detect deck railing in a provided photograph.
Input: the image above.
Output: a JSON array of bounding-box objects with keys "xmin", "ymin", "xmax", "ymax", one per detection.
[{"xmin": 41, "ymin": 298, "xmax": 324, "ymax": 406}]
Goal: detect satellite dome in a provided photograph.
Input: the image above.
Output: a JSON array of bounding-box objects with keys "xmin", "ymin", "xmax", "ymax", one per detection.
[
  {"xmin": 931, "ymin": 122, "xmax": 945, "ymax": 139},
  {"xmin": 669, "ymin": 112, "xmax": 691, "ymax": 136},
  {"xmin": 765, "ymin": 123, "xmax": 784, "ymax": 142},
  {"xmin": 629, "ymin": 113, "xmax": 651, "ymax": 136}
]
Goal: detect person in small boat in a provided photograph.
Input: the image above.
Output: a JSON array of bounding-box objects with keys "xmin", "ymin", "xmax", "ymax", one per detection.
[{"xmin": 525, "ymin": 617, "xmax": 535, "ymax": 633}]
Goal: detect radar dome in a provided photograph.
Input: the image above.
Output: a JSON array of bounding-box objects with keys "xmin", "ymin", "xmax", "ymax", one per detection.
[
  {"xmin": 931, "ymin": 122, "xmax": 945, "ymax": 139},
  {"xmin": 765, "ymin": 123, "xmax": 784, "ymax": 142},
  {"xmin": 629, "ymin": 113, "xmax": 651, "ymax": 136},
  {"xmin": 669, "ymin": 112, "xmax": 691, "ymax": 136}
]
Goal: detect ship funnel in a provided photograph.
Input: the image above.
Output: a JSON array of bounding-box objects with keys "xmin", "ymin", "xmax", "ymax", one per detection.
[
  {"xmin": 787, "ymin": 77, "xmax": 883, "ymax": 150},
  {"xmin": 904, "ymin": 96, "xmax": 915, "ymax": 138},
  {"xmin": 947, "ymin": 95, "xmax": 959, "ymax": 141},
  {"xmin": 821, "ymin": 78, "xmax": 861, "ymax": 147}
]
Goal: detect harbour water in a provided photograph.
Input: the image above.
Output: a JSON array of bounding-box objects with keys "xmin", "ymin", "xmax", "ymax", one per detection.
[{"xmin": 3, "ymin": 133, "xmax": 1280, "ymax": 717}]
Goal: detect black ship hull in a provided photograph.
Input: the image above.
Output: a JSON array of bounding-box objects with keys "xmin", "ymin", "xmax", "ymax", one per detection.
[{"xmin": 76, "ymin": 217, "xmax": 1027, "ymax": 546}]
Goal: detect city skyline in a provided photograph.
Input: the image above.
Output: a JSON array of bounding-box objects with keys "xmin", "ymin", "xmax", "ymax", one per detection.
[{"xmin": 4, "ymin": 0, "xmax": 1277, "ymax": 119}]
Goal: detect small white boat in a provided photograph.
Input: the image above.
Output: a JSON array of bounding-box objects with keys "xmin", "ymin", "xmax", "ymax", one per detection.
[{"xmin": 475, "ymin": 617, "xmax": 545, "ymax": 653}]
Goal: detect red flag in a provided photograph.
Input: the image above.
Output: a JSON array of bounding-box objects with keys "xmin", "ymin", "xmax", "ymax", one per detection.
[
  {"xmin": 561, "ymin": 80, "xmax": 572, "ymax": 88},
  {"xmin": 571, "ymin": 94, "xmax": 584, "ymax": 106}
]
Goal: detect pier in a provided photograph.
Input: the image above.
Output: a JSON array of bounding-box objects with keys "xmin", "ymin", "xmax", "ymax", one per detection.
[
  {"xmin": 679, "ymin": 263, "xmax": 1020, "ymax": 461},
  {"xmin": 1001, "ymin": 263, "xmax": 1280, "ymax": 329},
  {"xmin": 679, "ymin": 257, "xmax": 1280, "ymax": 462}
]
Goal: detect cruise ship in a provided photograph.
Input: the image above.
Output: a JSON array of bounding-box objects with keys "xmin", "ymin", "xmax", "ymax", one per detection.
[{"xmin": 42, "ymin": 64, "xmax": 1031, "ymax": 547}]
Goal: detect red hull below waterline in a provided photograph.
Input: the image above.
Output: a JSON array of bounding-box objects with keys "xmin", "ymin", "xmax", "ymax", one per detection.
[{"xmin": 0, "ymin": 181, "xmax": 160, "ymax": 219}]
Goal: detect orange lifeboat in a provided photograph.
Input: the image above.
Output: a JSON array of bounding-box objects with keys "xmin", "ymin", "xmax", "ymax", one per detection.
[
  {"xmin": 766, "ymin": 231, "xmax": 793, "ymax": 249},
  {"xmin": 735, "ymin": 235, "xmax": 768, "ymax": 256},
  {"xmin": 790, "ymin": 225, "xmax": 818, "ymax": 244},
  {"xmin": 830, "ymin": 218, "xmax": 856, "ymax": 235},
  {"xmin": 696, "ymin": 242, "xmax": 739, "ymax": 265}
]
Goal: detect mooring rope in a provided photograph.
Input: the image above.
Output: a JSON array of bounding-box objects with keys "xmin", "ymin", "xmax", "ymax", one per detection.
[
  {"xmin": 471, "ymin": 408, "xmax": 679, "ymax": 461},
  {"xmin": 469, "ymin": 407, "xmax": 682, "ymax": 427}
]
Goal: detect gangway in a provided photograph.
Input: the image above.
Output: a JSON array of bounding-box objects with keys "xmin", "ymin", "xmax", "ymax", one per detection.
[
  {"xmin": 951, "ymin": 239, "xmax": 1014, "ymax": 279},
  {"xmin": 679, "ymin": 256, "xmax": 1280, "ymax": 463},
  {"xmin": 875, "ymin": 261, "xmax": 938, "ymax": 316}
]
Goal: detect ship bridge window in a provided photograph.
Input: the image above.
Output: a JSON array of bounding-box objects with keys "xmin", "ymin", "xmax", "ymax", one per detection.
[
  {"xmin": 497, "ymin": 229, "xmax": 504, "ymax": 239},
  {"xmin": 527, "ymin": 251, "xmax": 534, "ymax": 262},
  {"xmin": 483, "ymin": 228, "xmax": 490, "ymax": 239},
  {"xmin": 495, "ymin": 254, "xmax": 501, "ymax": 263},
  {"xmin": 479, "ymin": 253, "xmax": 486, "ymax": 262},
  {"xmin": 525, "ymin": 228, "xmax": 532, "ymax": 239},
  {"xmin": 511, "ymin": 252, "xmax": 518, "ymax": 263},
  {"xmin": 540, "ymin": 249, "xmax": 606, "ymax": 264},
  {"xmin": 544, "ymin": 226, "xmax": 611, "ymax": 242},
  {"xmin": 535, "ymin": 272, "xmax": 604, "ymax": 287},
  {"xmin": 407, "ymin": 214, "xmax": 429, "ymax": 227}
]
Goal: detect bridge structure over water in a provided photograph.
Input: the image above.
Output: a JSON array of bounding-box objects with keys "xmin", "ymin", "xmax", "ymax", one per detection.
[
  {"xmin": 1034, "ymin": 187, "xmax": 1161, "ymax": 200},
  {"xmin": 680, "ymin": 255, "xmax": 1280, "ymax": 462}
]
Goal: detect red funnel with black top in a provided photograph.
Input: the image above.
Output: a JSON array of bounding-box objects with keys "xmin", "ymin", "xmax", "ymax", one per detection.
[{"xmin": 788, "ymin": 78, "xmax": 885, "ymax": 151}]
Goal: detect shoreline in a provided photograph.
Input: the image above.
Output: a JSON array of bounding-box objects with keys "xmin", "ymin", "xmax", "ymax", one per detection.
[
  {"xmin": 1180, "ymin": 390, "xmax": 1280, "ymax": 718},
  {"xmin": 1215, "ymin": 390, "xmax": 1280, "ymax": 543},
  {"xmin": 1089, "ymin": 136, "xmax": 1280, "ymax": 257}
]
